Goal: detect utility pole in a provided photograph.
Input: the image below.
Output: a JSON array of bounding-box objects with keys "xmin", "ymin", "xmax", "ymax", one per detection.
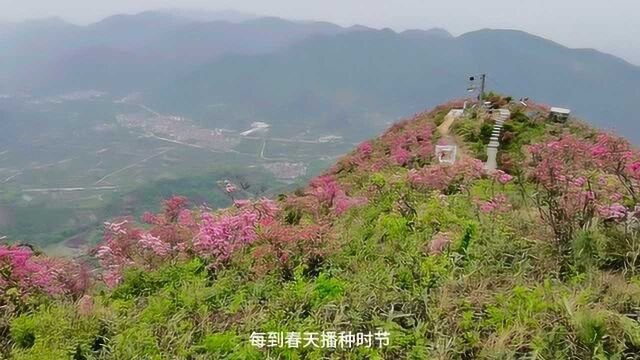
[
  {"xmin": 467, "ymin": 73, "xmax": 487, "ymax": 103},
  {"xmin": 478, "ymin": 73, "xmax": 486, "ymax": 102}
]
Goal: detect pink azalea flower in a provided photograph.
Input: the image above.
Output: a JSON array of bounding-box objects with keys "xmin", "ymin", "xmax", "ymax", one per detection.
[
  {"xmin": 391, "ymin": 147, "xmax": 411, "ymax": 166},
  {"xmin": 590, "ymin": 144, "xmax": 608, "ymax": 157},
  {"xmin": 139, "ymin": 233, "xmax": 171, "ymax": 257},
  {"xmin": 358, "ymin": 141, "xmax": 373, "ymax": 156},
  {"xmin": 495, "ymin": 170, "xmax": 514, "ymax": 185},
  {"xmin": 630, "ymin": 161, "xmax": 640, "ymax": 178},
  {"xmin": 610, "ymin": 193, "xmax": 623, "ymax": 202},
  {"xmin": 571, "ymin": 177, "xmax": 587, "ymax": 187},
  {"xmin": 477, "ymin": 194, "xmax": 511, "ymax": 214},
  {"xmin": 141, "ymin": 212, "xmax": 159, "ymax": 224},
  {"xmin": 0, "ymin": 245, "xmax": 88, "ymax": 297},
  {"xmin": 177, "ymin": 209, "xmax": 196, "ymax": 227},
  {"xmin": 597, "ymin": 203, "xmax": 628, "ymax": 221}
]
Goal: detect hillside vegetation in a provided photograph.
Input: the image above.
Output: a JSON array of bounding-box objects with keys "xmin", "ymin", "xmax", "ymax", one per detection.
[{"xmin": 2, "ymin": 98, "xmax": 640, "ymax": 359}]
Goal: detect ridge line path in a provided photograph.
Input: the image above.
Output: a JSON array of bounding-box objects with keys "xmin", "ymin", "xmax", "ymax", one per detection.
[
  {"xmin": 437, "ymin": 109, "xmax": 464, "ymax": 136},
  {"xmin": 436, "ymin": 109, "xmax": 464, "ymax": 161}
]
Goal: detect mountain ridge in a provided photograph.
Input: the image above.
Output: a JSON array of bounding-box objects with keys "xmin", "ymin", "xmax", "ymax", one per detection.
[{"xmin": 149, "ymin": 26, "xmax": 640, "ymax": 142}]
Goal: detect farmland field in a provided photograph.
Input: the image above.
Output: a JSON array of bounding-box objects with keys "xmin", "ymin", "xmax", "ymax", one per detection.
[{"xmin": 0, "ymin": 94, "xmax": 353, "ymax": 254}]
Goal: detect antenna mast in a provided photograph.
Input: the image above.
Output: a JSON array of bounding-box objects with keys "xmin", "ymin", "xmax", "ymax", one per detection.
[
  {"xmin": 467, "ymin": 73, "xmax": 487, "ymax": 104},
  {"xmin": 479, "ymin": 73, "xmax": 486, "ymax": 102}
]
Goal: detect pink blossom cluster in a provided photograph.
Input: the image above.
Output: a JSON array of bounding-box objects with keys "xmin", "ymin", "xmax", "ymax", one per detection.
[
  {"xmin": 330, "ymin": 111, "xmax": 438, "ymax": 174},
  {"xmin": 357, "ymin": 141, "xmax": 373, "ymax": 157},
  {"xmin": 309, "ymin": 175, "xmax": 342, "ymax": 205},
  {"xmin": 530, "ymin": 134, "xmax": 639, "ymax": 204},
  {"xmin": 163, "ymin": 196, "xmax": 189, "ymax": 222},
  {"xmin": 590, "ymin": 134, "xmax": 634, "ymax": 170},
  {"xmin": 252, "ymin": 222, "xmax": 327, "ymax": 273},
  {"xmin": 0, "ymin": 245, "xmax": 89, "ymax": 299},
  {"xmin": 138, "ymin": 233, "xmax": 171, "ymax": 257},
  {"xmin": 477, "ymin": 194, "xmax": 512, "ymax": 214},
  {"xmin": 597, "ymin": 203, "xmax": 628, "ymax": 221},
  {"xmin": 96, "ymin": 197, "xmax": 280, "ymax": 286},
  {"xmin": 408, "ymin": 158, "xmax": 485, "ymax": 193},
  {"xmin": 528, "ymin": 134, "xmax": 640, "ymax": 240},
  {"xmin": 495, "ymin": 170, "xmax": 514, "ymax": 185},
  {"xmin": 142, "ymin": 195, "xmax": 190, "ymax": 225},
  {"xmin": 387, "ymin": 123, "xmax": 434, "ymax": 166},
  {"xmin": 630, "ymin": 161, "xmax": 640, "ymax": 180},
  {"xmin": 529, "ymin": 135, "xmax": 595, "ymax": 191},
  {"xmin": 96, "ymin": 219, "xmax": 144, "ymax": 287},
  {"xmin": 391, "ymin": 147, "xmax": 411, "ymax": 166},
  {"xmin": 307, "ymin": 175, "xmax": 368, "ymax": 215},
  {"xmin": 194, "ymin": 199, "xmax": 279, "ymax": 262},
  {"xmin": 588, "ymin": 134, "xmax": 640, "ymax": 195},
  {"xmin": 333, "ymin": 195, "xmax": 368, "ymax": 215}
]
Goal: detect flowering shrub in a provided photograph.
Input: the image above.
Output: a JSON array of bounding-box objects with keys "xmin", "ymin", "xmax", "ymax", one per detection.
[
  {"xmin": 408, "ymin": 158, "xmax": 485, "ymax": 194},
  {"xmin": 630, "ymin": 162, "xmax": 640, "ymax": 179},
  {"xmin": 527, "ymin": 136, "xmax": 602, "ymax": 242},
  {"xmin": 195, "ymin": 198, "xmax": 279, "ymax": 265},
  {"xmin": 0, "ymin": 245, "xmax": 89, "ymax": 302},
  {"xmin": 589, "ymin": 134, "xmax": 639, "ymax": 202},
  {"xmin": 477, "ymin": 194, "xmax": 512, "ymax": 214},
  {"xmin": 357, "ymin": 141, "xmax": 373, "ymax": 158},
  {"xmin": 252, "ymin": 222, "xmax": 329, "ymax": 277},
  {"xmin": 527, "ymin": 134, "xmax": 639, "ymax": 243},
  {"xmin": 495, "ymin": 170, "xmax": 514, "ymax": 185},
  {"xmin": 96, "ymin": 196, "xmax": 280, "ymax": 286},
  {"xmin": 596, "ymin": 203, "xmax": 628, "ymax": 221},
  {"xmin": 329, "ymin": 110, "xmax": 440, "ymax": 174},
  {"xmin": 333, "ymin": 195, "xmax": 368, "ymax": 216},
  {"xmin": 305, "ymin": 175, "xmax": 368, "ymax": 216},
  {"xmin": 385, "ymin": 122, "xmax": 435, "ymax": 168},
  {"xmin": 391, "ymin": 147, "xmax": 411, "ymax": 166},
  {"xmin": 96, "ymin": 219, "xmax": 145, "ymax": 287},
  {"xmin": 141, "ymin": 195, "xmax": 190, "ymax": 225}
]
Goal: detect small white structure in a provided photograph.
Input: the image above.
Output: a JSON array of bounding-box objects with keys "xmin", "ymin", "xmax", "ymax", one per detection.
[
  {"xmin": 549, "ymin": 107, "xmax": 571, "ymax": 122},
  {"xmin": 435, "ymin": 145, "xmax": 457, "ymax": 165},
  {"xmin": 240, "ymin": 122, "xmax": 270, "ymax": 136}
]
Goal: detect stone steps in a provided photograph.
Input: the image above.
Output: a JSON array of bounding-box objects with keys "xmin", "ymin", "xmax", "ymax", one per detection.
[{"xmin": 485, "ymin": 109, "xmax": 510, "ymax": 171}]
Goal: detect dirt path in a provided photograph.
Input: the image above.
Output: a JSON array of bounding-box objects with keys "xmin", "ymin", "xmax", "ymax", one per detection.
[
  {"xmin": 434, "ymin": 109, "xmax": 465, "ymax": 163},
  {"xmin": 437, "ymin": 109, "xmax": 464, "ymax": 146},
  {"xmin": 437, "ymin": 109, "xmax": 463, "ymax": 136}
]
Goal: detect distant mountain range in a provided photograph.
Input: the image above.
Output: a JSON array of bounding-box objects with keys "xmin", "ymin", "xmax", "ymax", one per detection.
[
  {"xmin": 1, "ymin": 11, "xmax": 638, "ymax": 141},
  {"xmin": 151, "ymin": 25, "xmax": 640, "ymax": 141},
  {"xmin": 0, "ymin": 12, "xmax": 358, "ymax": 94}
]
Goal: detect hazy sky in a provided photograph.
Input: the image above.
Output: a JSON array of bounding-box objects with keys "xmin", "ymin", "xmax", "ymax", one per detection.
[{"xmin": 1, "ymin": 0, "xmax": 639, "ymax": 65}]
